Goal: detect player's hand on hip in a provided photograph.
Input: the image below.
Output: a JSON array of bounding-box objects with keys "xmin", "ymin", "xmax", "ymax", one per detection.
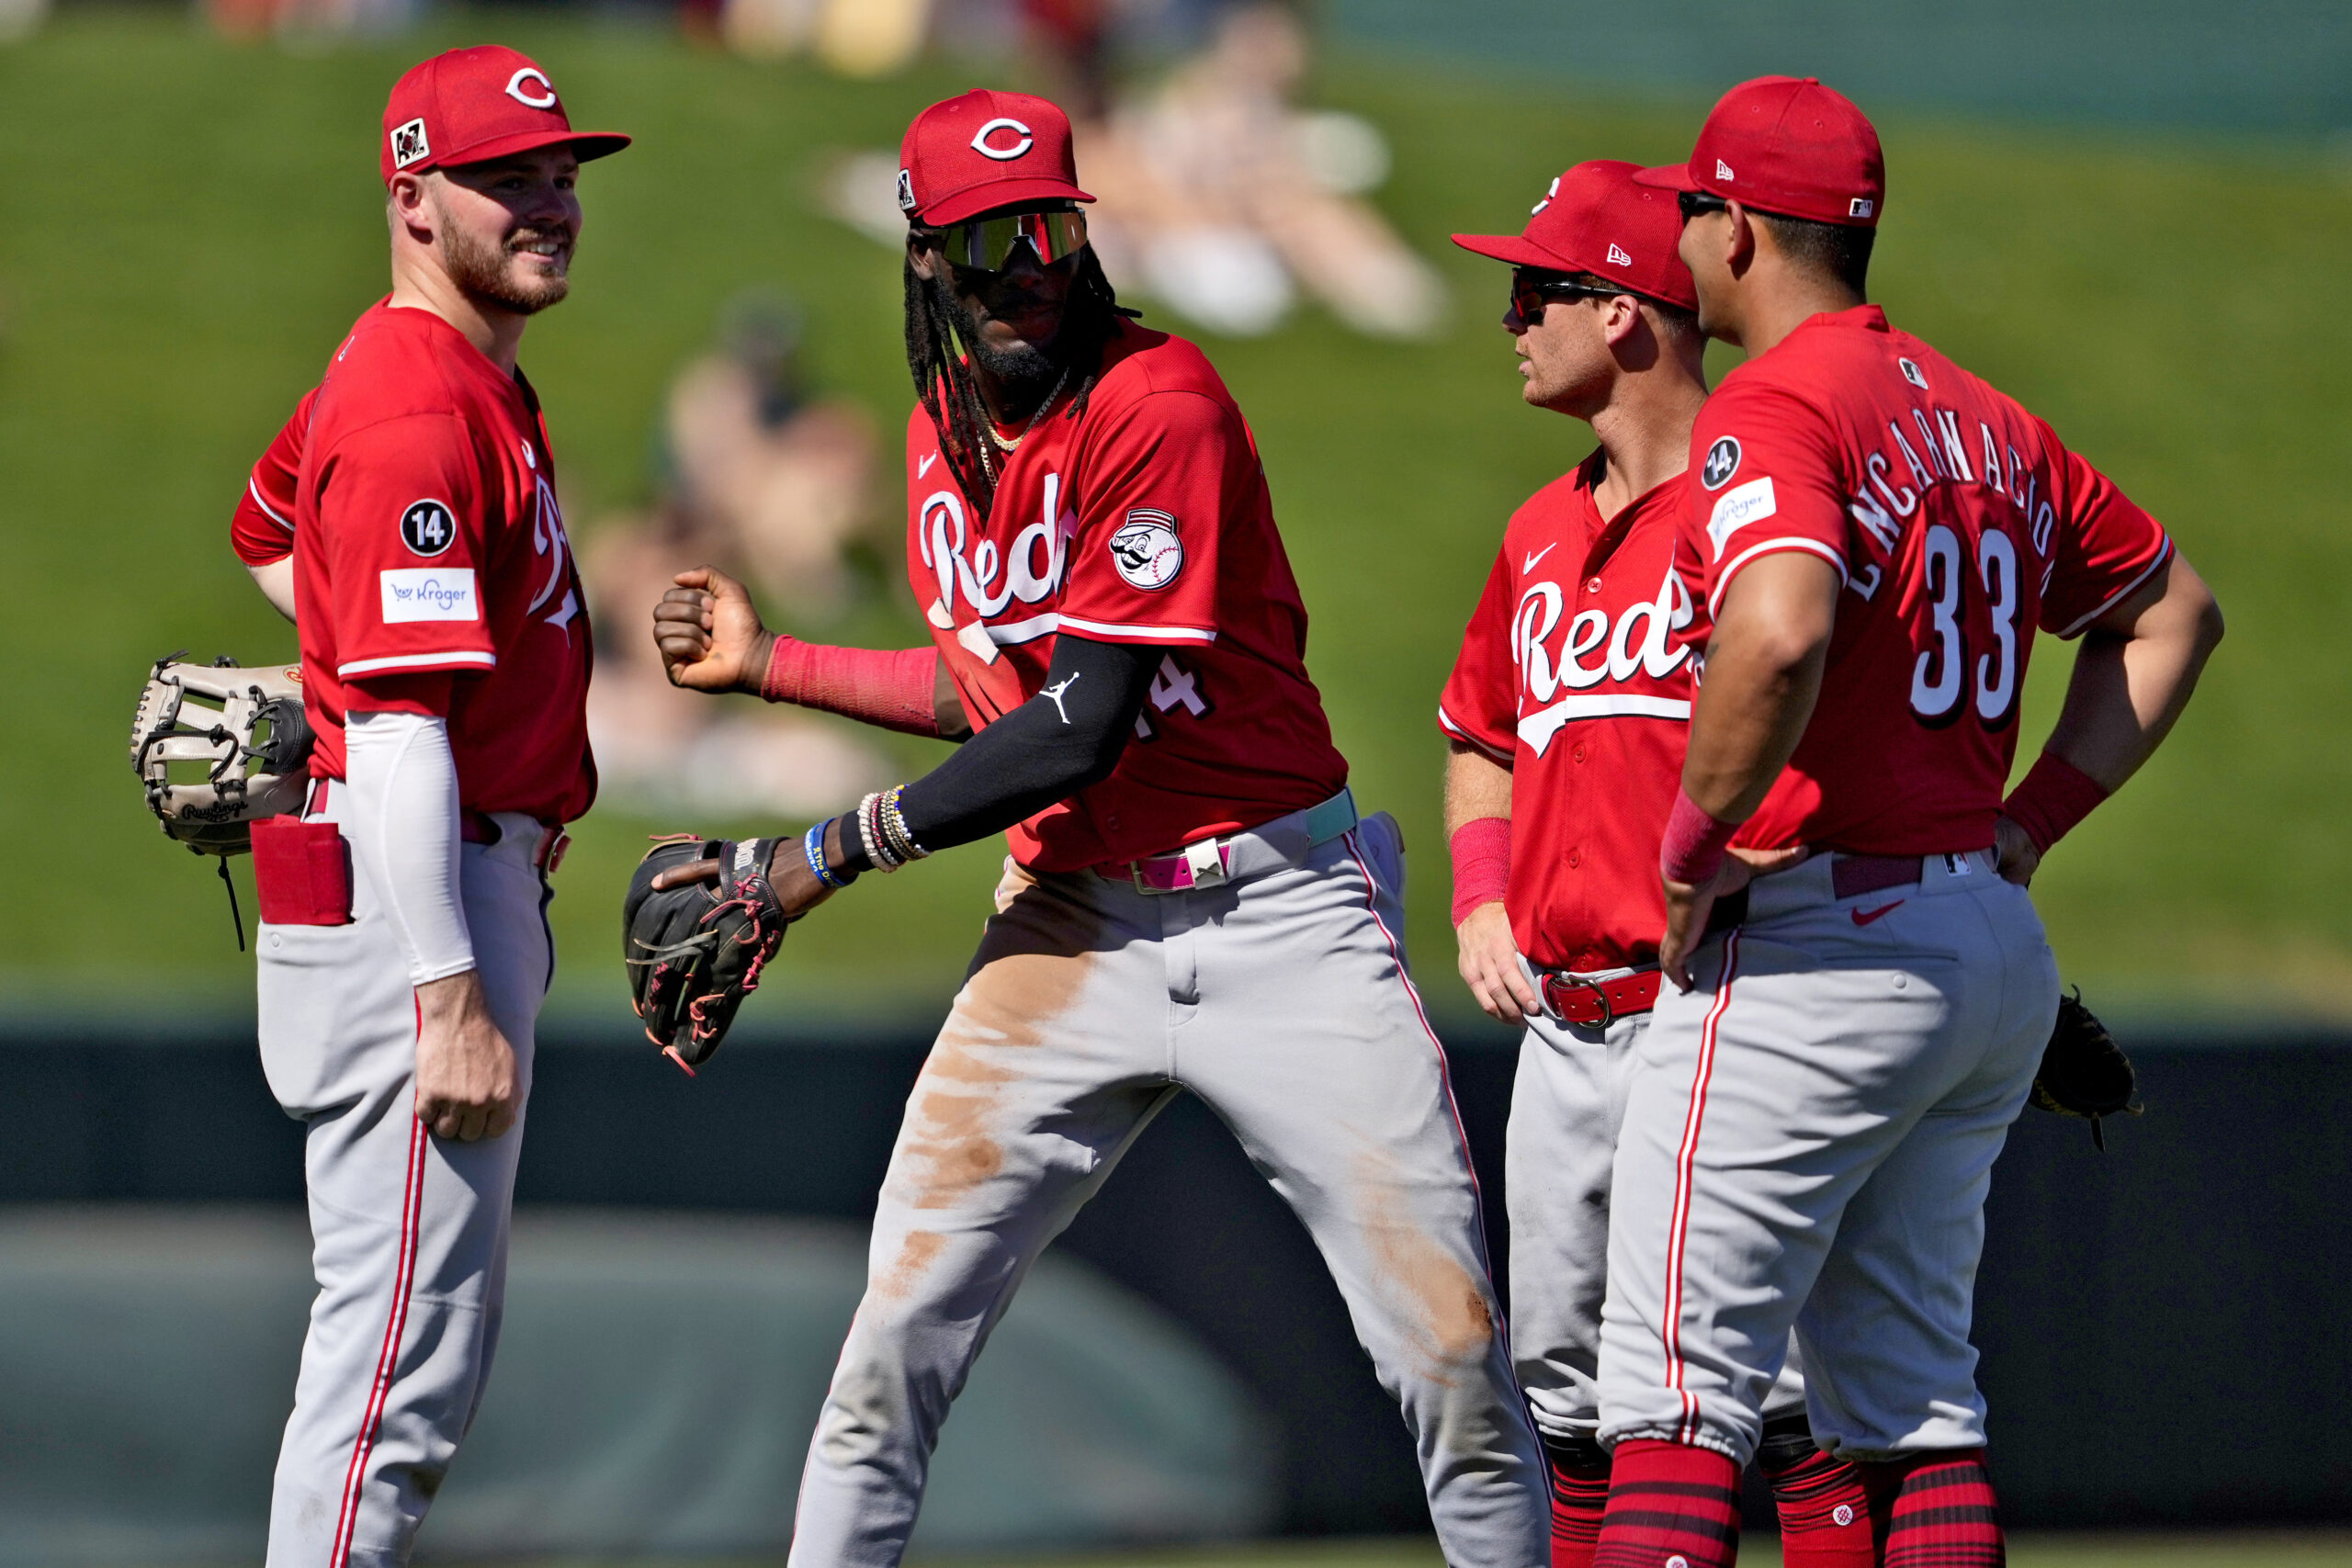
[
  {"xmin": 413, "ymin": 968, "xmax": 520, "ymax": 1141},
  {"xmin": 654, "ymin": 566, "xmax": 775, "ymax": 695},
  {"xmin": 1993, "ymin": 814, "xmax": 2041, "ymax": 886},
  {"xmin": 1454, "ymin": 902, "xmax": 1538, "ymax": 1022},
  {"xmin": 1657, "ymin": 845, "xmax": 1809, "ymax": 994}
]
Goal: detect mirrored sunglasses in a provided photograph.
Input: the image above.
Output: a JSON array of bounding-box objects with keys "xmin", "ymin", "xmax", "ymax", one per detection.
[{"xmin": 922, "ymin": 208, "xmax": 1090, "ymax": 273}]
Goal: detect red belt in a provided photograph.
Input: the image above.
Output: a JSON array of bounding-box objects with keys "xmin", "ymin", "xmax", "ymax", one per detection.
[
  {"xmin": 1540, "ymin": 968, "xmax": 1662, "ymax": 1028},
  {"xmin": 1829, "ymin": 852, "xmax": 1926, "ymax": 900}
]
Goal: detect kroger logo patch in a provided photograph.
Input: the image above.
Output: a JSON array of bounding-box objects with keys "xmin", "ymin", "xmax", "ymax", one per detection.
[
  {"xmin": 1706, "ymin": 477, "xmax": 1778, "ymax": 558},
  {"xmin": 380, "ymin": 568, "xmax": 481, "ymax": 624}
]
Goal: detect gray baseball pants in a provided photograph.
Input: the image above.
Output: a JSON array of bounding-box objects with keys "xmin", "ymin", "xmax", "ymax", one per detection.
[
  {"xmin": 1597, "ymin": 849, "xmax": 2059, "ymax": 1465},
  {"xmin": 787, "ymin": 807, "xmax": 1549, "ymax": 1568},
  {"xmin": 1504, "ymin": 984, "xmax": 1808, "ymax": 1448},
  {"xmin": 256, "ymin": 798, "xmax": 552, "ymax": 1568}
]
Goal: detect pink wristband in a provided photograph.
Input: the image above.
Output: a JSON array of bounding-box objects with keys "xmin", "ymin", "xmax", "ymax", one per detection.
[
  {"xmin": 1660, "ymin": 789, "xmax": 1739, "ymax": 886},
  {"xmin": 761, "ymin": 636, "xmax": 944, "ymax": 739},
  {"xmin": 1449, "ymin": 818, "xmax": 1512, "ymax": 926},
  {"xmin": 2001, "ymin": 752, "xmax": 2109, "ymax": 854}
]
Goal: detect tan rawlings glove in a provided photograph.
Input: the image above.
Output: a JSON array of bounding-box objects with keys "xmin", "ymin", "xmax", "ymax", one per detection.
[{"xmin": 131, "ymin": 653, "xmax": 313, "ymax": 857}]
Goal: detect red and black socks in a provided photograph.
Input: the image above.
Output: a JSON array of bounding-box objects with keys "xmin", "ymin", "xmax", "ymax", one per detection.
[
  {"xmin": 1541, "ymin": 1432, "xmax": 1612, "ymax": 1568},
  {"xmin": 1860, "ymin": 1447, "xmax": 2006, "ymax": 1568},
  {"xmin": 1593, "ymin": 1437, "xmax": 1742, "ymax": 1568},
  {"xmin": 1753, "ymin": 1414, "xmax": 1873, "ymax": 1568}
]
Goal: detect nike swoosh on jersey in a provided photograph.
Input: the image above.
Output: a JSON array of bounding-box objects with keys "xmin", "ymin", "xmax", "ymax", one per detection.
[
  {"xmin": 1850, "ymin": 899, "xmax": 1905, "ymax": 926},
  {"xmin": 918, "ymin": 452, "xmax": 938, "ymax": 478},
  {"xmin": 1522, "ymin": 542, "xmax": 1557, "ymax": 574}
]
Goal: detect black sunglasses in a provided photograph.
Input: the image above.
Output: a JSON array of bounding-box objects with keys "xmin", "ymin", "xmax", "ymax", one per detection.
[
  {"xmin": 1509, "ymin": 268, "xmax": 1635, "ymax": 325},
  {"xmin": 1677, "ymin": 189, "xmax": 1732, "ymax": 222}
]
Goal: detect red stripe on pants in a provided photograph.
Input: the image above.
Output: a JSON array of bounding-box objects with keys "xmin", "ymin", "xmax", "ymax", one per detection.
[
  {"xmin": 328, "ymin": 1098, "xmax": 429, "ymax": 1566},
  {"xmin": 1663, "ymin": 929, "xmax": 1740, "ymax": 1444}
]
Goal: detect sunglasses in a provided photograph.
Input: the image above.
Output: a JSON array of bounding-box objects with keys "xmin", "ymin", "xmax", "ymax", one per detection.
[
  {"xmin": 918, "ymin": 208, "xmax": 1089, "ymax": 273},
  {"xmin": 1677, "ymin": 189, "xmax": 1732, "ymax": 222},
  {"xmin": 1509, "ymin": 268, "xmax": 1632, "ymax": 325}
]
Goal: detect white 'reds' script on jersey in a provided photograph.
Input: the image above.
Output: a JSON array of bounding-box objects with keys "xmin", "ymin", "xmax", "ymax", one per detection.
[{"xmin": 1511, "ymin": 556, "xmax": 1695, "ymax": 755}]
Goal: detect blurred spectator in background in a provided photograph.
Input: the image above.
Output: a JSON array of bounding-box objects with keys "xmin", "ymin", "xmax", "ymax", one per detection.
[
  {"xmin": 716, "ymin": 0, "xmax": 933, "ymax": 76},
  {"xmin": 1086, "ymin": 1, "xmax": 1447, "ymax": 338},
  {"xmin": 583, "ymin": 290, "xmax": 893, "ymax": 819},
  {"xmin": 199, "ymin": 0, "xmax": 415, "ymax": 42},
  {"xmin": 820, "ymin": 0, "xmax": 1445, "ymax": 338}
]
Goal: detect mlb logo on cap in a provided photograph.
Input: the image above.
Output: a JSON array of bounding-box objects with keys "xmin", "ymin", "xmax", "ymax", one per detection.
[{"xmin": 898, "ymin": 89, "xmax": 1094, "ymax": 227}]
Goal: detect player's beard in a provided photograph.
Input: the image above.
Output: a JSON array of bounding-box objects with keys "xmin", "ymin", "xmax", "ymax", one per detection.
[
  {"xmin": 438, "ymin": 214, "xmax": 571, "ymax": 316},
  {"xmin": 927, "ymin": 270, "xmax": 1063, "ymax": 412}
]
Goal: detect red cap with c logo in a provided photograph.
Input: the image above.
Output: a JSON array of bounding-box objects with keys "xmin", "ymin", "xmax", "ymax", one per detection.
[
  {"xmin": 1634, "ymin": 75, "xmax": 1883, "ymax": 228},
  {"xmin": 379, "ymin": 46, "xmax": 630, "ymax": 186},
  {"xmin": 897, "ymin": 89, "xmax": 1094, "ymax": 228},
  {"xmin": 1452, "ymin": 159, "xmax": 1697, "ymax": 311}
]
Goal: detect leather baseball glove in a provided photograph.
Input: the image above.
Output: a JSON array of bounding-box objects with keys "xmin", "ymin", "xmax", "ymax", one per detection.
[
  {"xmin": 2029, "ymin": 987, "xmax": 2142, "ymax": 1150},
  {"xmin": 131, "ymin": 654, "xmax": 312, "ymax": 856},
  {"xmin": 623, "ymin": 834, "xmax": 791, "ymax": 1075}
]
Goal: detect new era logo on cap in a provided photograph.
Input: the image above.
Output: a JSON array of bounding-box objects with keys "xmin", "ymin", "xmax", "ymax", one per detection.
[
  {"xmin": 1449, "ymin": 160, "xmax": 1698, "ymax": 313},
  {"xmin": 390, "ymin": 117, "xmax": 430, "ymax": 170},
  {"xmin": 1635, "ymin": 76, "xmax": 1884, "ymax": 228}
]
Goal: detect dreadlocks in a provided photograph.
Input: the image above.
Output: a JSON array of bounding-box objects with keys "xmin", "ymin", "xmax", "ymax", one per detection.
[{"xmin": 904, "ymin": 242, "xmax": 1136, "ymax": 516}]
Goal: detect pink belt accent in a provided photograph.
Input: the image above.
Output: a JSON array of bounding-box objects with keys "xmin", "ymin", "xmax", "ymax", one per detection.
[{"xmin": 1111, "ymin": 838, "xmax": 1234, "ymax": 894}]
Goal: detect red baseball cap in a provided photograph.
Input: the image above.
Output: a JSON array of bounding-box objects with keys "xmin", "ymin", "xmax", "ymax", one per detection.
[
  {"xmin": 379, "ymin": 46, "xmax": 630, "ymax": 186},
  {"xmin": 1452, "ymin": 159, "xmax": 1697, "ymax": 311},
  {"xmin": 1633, "ymin": 76, "xmax": 1883, "ymax": 227},
  {"xmin": 897, "ymin": 89, "xmax": 1093, "ymax": 228}
]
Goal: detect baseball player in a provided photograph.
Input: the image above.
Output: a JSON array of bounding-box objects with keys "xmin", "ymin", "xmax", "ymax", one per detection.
[
  {"xmin": 1440, "ymin": 161, "xmax": 1871, "ymax": 1568},
  {"xmin": 1584, "ymin": 78, "xmax": 2223, "ymax": 1567},
  {"xmin": 226, "ymin": 48, "xmax": 624, "ymax": 1566},
  {"xmin": 650, "ymin": 90, "xmax": 1548, "ymax": 1568}
]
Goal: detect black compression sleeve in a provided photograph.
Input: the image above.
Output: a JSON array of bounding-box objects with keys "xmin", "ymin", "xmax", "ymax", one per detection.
[{"xmin": 894, "ymin": 633, "xmax": 1156, "ymax": 853}]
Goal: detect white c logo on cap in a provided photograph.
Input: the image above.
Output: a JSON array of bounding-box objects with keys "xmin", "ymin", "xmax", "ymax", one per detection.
[
  {"xmin": 970, "ymin": 118, "xmax": 1034, "ymax": 161},
  {"xmin": 505, "ymin": 68, "xmax": 559, "ymax": 110}
]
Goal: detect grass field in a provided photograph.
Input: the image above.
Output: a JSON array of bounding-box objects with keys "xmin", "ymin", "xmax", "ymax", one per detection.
[{"xmin": 6, "ymin": 11, "xmax": 2349, "ymax": 1023}]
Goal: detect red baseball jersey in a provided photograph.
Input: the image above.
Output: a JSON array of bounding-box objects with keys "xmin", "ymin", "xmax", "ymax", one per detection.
[
  {"xmin": 1440, "ymin": 456, "xmax": 1699, "ymax": 971},
  {"xmin": 231, "ymin": 387, "xmax": 314, "ymax": 568},
  {"xmin": 282, "ymin": 300, "xmax": 595, "ymax": 824},
  {"xmin": 905, "ymin": 323, "xmax": 1347, "ymax": 872},
  {"xmin": 1679, "ymin": 305, "xmax": 2171, "ymax": 855}
]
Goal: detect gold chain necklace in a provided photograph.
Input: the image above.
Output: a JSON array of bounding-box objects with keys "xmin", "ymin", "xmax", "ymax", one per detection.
[{"xmin": 984, "ymin": 365, "xmax": 1072, "ymax": 455}]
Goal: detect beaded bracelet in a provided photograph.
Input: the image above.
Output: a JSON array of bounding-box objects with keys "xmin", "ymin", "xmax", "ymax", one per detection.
[
  {"xmin": 803, "ymin": 820, "xmax": 854, "ymax": 890},
  {"xmin": 879, "ymin": 784, "xmax": 930, "ymax": 863},
  {"xmin": 854, "ymin": 791, "xmax": 903, "ymax": 872}
]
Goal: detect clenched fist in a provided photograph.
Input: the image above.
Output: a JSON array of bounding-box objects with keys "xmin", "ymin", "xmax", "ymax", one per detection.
[{"xmin": 653, "ymin": 566, "xmax": 776, "ymax": 694}]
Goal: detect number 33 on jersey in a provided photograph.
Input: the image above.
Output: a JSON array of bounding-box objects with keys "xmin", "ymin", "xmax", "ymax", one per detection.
[{"xmin": 1677, "ymin": 306, "xmax": 2172, "ymax": 856}]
